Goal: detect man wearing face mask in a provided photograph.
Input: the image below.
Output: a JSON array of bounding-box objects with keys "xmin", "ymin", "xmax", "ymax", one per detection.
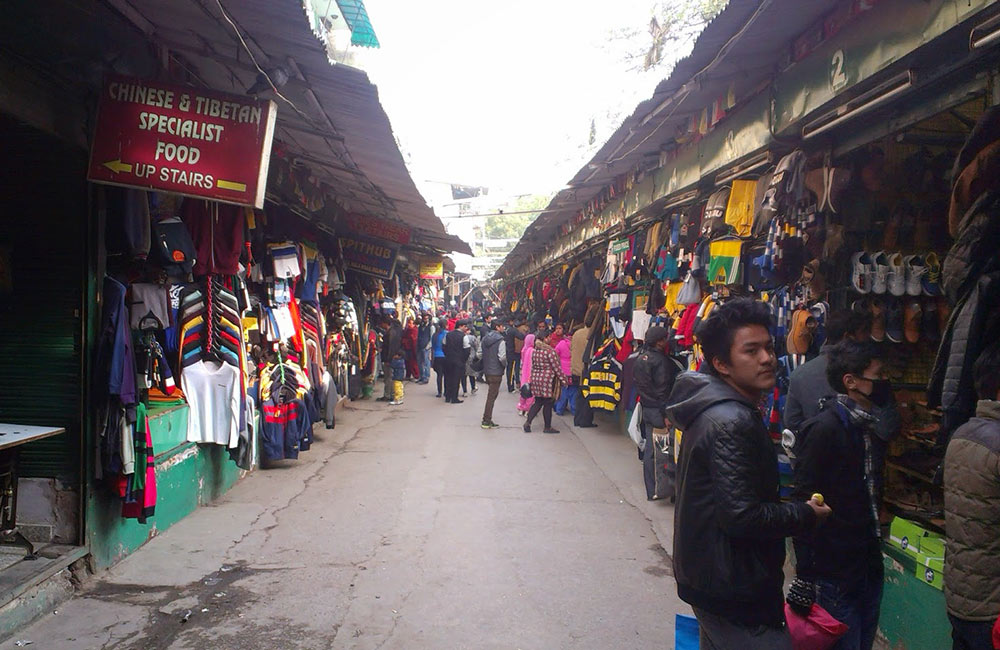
[{"xmin": 792, "ymin": 340, "xmax": 888, "ymax": 650}]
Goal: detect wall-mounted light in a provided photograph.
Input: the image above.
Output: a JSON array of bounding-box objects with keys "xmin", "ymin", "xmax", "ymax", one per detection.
[
  {"xmin": 971, "ymin": 12, "xmax": 1000, "ymax": 50},
  {"xmin": 714, "ymin": 151, "xmax": 775, "ymax": 185},
  {"xmin": 662, "ymin": 189, "xmax": 700, "ymax": 210},
  {"xmin": 802, "ymin": 71, "xmax": 915, "ymax": 140}
]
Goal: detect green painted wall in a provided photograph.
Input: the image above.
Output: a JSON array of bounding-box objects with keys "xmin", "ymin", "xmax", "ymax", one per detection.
[
  {"xmin": 85, "ymin": 405, "xmax": 245, "ymax": 570},
  {"xmin": 879, "ymin": 546, "xmax": 951, "ymax": 650}
]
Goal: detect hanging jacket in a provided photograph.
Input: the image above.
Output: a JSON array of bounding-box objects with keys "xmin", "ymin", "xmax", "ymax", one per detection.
[
  {"xmin": 664, "ymin": 371, "xmax": 816, "ymax": 627},
  {"xmin": 929, "ymin": 271, "xmax": 1000, "ymax": 442},
  {"xmin": 582, "ymin": 356, "xmax": 623, "ymax": 412}
]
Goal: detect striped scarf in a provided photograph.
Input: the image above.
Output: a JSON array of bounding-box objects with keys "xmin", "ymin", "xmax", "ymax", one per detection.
[{"xmin": 835, "ymin": 395, "xmax": 882, "ymax": 540}]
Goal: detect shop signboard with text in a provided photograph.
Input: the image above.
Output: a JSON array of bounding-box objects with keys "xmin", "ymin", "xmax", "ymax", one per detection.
[
  {"xmin": 339, "ymin": 234, "xmax": 399, "ymax": 280},
  {"xmin": 419, "ymin": 258, "xmax": 444, "ymax": 279},
  {"xmin": 341, "ymin": 214, "xmax": 411, "ymax": 245},
  {"xmin": 87, "ymin": 75, "xmax": 277, "ymax": 208}
]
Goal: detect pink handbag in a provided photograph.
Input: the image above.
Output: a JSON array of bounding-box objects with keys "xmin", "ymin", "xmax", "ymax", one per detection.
[{"xmin": 785, "ymin": 602, "xmax": 849, "ymax": 650}]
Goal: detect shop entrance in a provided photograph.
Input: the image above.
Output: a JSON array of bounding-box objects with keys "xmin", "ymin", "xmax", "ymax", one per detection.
[{"xmin": 0, "ymin": 114, "xmax": 90, "ymax": 605}]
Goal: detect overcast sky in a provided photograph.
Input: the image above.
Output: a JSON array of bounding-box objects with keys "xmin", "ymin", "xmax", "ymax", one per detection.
[{"xmin": 362, "ymin": 0, "xmax": 690, "ymax": 196}]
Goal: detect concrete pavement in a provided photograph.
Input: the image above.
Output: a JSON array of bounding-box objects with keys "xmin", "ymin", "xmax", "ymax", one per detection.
[{"xmin": 10, "ymin": 383, "xmax": 689, "ymax": 649}]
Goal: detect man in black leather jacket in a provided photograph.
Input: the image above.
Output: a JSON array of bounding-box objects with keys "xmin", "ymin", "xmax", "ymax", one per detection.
[
  {"xmin": 633, "ymin": 326, "xmax": 679, "ymax": 500},
  {"xmin": 664, "ymin": 299, "xmax": 830, "ymax": 649}
]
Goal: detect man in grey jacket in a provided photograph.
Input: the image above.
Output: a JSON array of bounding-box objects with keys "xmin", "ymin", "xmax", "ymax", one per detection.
[
  {"xmin": 480, "ymin": 320, "xmax": 507, "ymax": 429},
  {"xmin": 784, "ymin": 310, "xmax": 871, "ymax": 431},
  {"xmin": 944, "ymin": 345, "xmax": 1000, "ymax": 650}
]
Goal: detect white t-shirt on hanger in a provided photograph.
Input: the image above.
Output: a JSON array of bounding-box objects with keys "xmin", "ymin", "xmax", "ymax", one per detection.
[{"xmin": 181, "ymin": 360, "xmax": 241, "ymax": 448}]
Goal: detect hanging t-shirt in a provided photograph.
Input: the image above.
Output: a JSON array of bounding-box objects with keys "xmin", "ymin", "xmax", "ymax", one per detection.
[{"xmin": 181, "ymin": 360, "xmax": 241, "ymax": 448}]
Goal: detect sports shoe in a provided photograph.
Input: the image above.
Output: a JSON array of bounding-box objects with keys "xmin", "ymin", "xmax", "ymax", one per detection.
[
  {"xmin": 481, "ymin": 421, "xmax": 492, "ymax": 429},
  {"xmin": 903, "ymin": 300, "xmax": 922, "ymax": 343},
  {"xmin": 871, "ymin": 251, "xmax": 890, "ymax": 294},
  {"xmin": 390, "ymin": 400, "xmax": 403, "ymax": 406},
  {"xmin": 870, "ymin": 299, "xmax": 886, "ymax": 342},
  {"xmin": 922, "ymin": 299, "xmax": 940, "ymax": 343},
  {"xmin": 886, "ymin": 300, "xmax": 904, "ymax": 343},
  {"xmin": 903, "ymin": 255, "xmax": 925, "ymax": 296},
  {"xmin": 851, "ymin": 252, "xmax": 874, "ymax": 294},
  {"xmin": 887, "ymin": 253, "xmax": 906, "ymax": 296},
  {"xmin": 487, "ymin": 421, "xmax": 500, "ymax": 429},
  {"xmin": 922, "ymin": 252, "xmax": 942, "ymax": 296}
]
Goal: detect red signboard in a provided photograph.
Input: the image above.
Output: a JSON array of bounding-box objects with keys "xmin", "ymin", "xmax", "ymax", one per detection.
[
  {"xmin": 343, "ymin": 213, "xmax": 411, "ymax": 245},
  {"xmin": 87, "ymin": 75, "xmax": 277, "ymax": 208}
]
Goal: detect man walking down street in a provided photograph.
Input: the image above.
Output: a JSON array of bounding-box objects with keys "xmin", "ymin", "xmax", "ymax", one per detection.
[
  {"xmin": 443, "ymin": 320, "xmax": 470, "ymax": 404},
  {"xmin": 664, "ymin": 299, "xmax": 830, "ymax": 649},
  {"xmin": 377, "ymin": 315, "xmax": 403, "ymax": 402},
  {"xmin": 944, "ymin": 347, "xmax": 1000, "ymax": 650},
  {"xmin": 480, "ymin": 320, "xmax": 507, "ymax": 429},
  {"xmin": 793, "ymin": 340, "xmax": 887, "ymax": 650},
  {"xmin": 417, "ymin": 312, "xmax": 433, "ymax": 385},
  {"xmin": 632, "ymin": 326, "xmax": 680, "ymax": 501}
]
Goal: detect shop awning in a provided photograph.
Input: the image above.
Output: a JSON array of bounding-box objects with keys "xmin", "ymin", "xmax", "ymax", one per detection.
[
  {"xmin": 103, "ymin": 0, "xmax": 467, "ymax": 255},
  {"xmin": 335, "ymin": 0, "xmax": 380, "ymax": 48},
  {"xmin": 496, "ymin": 0, "xmax": 839, "ymax": 279}
]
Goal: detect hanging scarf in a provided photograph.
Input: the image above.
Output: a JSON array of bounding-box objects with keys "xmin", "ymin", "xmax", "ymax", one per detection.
[{"xmin": 834, "ymin": 395, "xmax": 882, "ymax": 540}]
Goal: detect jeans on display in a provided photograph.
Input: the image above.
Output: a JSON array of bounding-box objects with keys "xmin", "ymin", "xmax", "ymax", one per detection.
[
  {"xmin": 482, "ymin": 375, "xmax": 502, "ymax": 423},
  {"xmin": 814, "ymin": 562, "xmax": 884, "ymax": 650},
  {"xmin": 526, "ymin": 397, "xmax": 554, "ymax": 429},
  {"xmin": 693, "ymin": 607, "xmax": 793, "ymax": 650},
  {"xmin": 419, "ymin": 348, "xmax": 431, "ymax": 383},
  {"xmin": 949, "ymin": 614, "xmax": 995, "ymax": 650}
]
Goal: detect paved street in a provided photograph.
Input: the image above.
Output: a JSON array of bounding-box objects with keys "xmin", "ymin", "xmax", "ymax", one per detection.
[{"xmin": 14, "ymin": 386, "xmax": 688, "ymax": 649}]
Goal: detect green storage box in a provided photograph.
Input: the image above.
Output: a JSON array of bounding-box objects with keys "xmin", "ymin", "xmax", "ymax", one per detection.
[
  {"xmin": 888, "ymin": 516, "xmax": 942, "ymax": 559},
  {"xmin": 915, "ymin": 554, "xmax": 944, "ymax": 591}
]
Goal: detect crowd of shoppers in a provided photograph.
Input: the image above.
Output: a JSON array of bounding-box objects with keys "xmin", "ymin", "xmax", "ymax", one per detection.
[{"xmin": 368, "ymin": 298, "xmax": 998, "ymax": 650}]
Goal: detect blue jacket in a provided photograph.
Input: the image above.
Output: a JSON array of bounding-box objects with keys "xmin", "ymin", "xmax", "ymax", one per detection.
[{"xmin": 432, "ymin": 329, "xmax": 446, "ymax": 358}]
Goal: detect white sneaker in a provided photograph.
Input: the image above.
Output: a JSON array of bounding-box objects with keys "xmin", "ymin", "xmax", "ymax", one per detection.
[
  {"xmin": 903, "ymin": 255, "xmax": 926, "ymax": 296},
  {"xmin": 887, "ymin": 252, "xmax": 906, "ymax": 296},
  {"xmin": 871, "ymin": 251, "xmax": 889, "ymax": 294},
  {"xmin": 389, "ymin": 400, "xmax": 403, "ymax": 406},
  {"xmin": 851, "ymin": 252, "xmax": 874, "ymax": 294}
]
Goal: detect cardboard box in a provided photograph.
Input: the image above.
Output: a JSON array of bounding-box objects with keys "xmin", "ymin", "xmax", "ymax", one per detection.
[
  {"xmin": 888, "ymin": 517, "xmax": 941, "ymax": 559},
  {"xmin": 920, "ymin": 534, "xmax": 945, "ymax": 559},
  {"xmin": 915, "ymin": 554, "xmax": 944, "ymax": 591}
]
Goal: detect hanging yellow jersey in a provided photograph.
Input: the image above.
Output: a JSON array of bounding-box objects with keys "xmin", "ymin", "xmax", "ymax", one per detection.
[{"xmin": 725, "ymin": 179, "xmax": 757, "ymax": 237}]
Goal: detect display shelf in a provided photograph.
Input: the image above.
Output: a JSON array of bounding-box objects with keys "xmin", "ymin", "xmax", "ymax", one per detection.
[
  {"xmin": 884, "ymin": 500, "xmax": 945, "ymax": 534},
  {"xmin": 886, "ymin": 460, "xmax": 937, "ymax": 484}
]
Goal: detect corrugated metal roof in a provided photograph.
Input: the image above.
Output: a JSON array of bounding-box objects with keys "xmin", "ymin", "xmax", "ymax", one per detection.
[
  {"xmin": 110, "ymin": 0, "xmax": 468, "ymax": 254},
  {"xmin": 496, "ymin": 0, "xmax": 838, "ymax": 278}
]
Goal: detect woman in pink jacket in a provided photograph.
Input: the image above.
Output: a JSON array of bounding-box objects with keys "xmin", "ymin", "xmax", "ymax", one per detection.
[
  {"xmin": 517, "ymin": 334, "xmax": 535, "ymax": 415},
  {"xmin": 553, "ymin": 333, "xmax": 574, "ymax": 415}
]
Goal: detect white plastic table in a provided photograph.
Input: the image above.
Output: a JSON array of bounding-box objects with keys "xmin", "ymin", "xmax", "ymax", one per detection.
[{"xmin": 0, "ymin": 424, "xmax": 65, "ymax": 557}]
